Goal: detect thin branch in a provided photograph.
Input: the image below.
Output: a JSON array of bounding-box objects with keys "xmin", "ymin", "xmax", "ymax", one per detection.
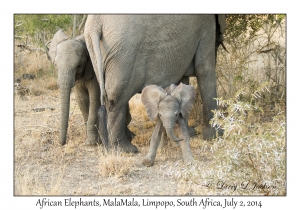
[
  {"xmin": 15, "ymin": 22, "xmax": 23, "ymax": 28},
  {"xmin": 257, "ymin": 48, "xmax": 275, "ymax": 54},
  {"xmin": 32, "ymin": 107, "xmax": 56, "ymax": 112},
  {"xmin": 78, "ymin": 14, "xmax": 87, "ymax": 33},
  {"xmin": 38, "ymin": 30, "xmax": 52, "ymax": 61},
  {"xmin": 14, "ymin": 35, "xmax": 24, "ymax": 39}
]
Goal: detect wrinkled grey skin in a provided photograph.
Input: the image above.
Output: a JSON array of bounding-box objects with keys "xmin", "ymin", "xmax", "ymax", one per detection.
[
  {"xmin": 48, "ymin": 30, "xmax": 134, "ymax": 146},
  {"xmin": 48, "ymin": 30, "xmax": 100, "ymax": 145},
  {"xmin": 141, "ymin": 83, "xmax": 196, "ymax": 166},
  {"xmin": 84, "ymin": 15, "xmax": 225, "ymax": 153}
]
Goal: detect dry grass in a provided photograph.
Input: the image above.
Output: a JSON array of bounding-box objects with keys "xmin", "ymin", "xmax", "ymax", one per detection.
[
  {"xmin": 14, "ymin": 85, "xmax": 286, "ymax": 195},
  {"xmin": 174, "ymin": 87, "xmax": 286, "ymax": 196},
  {"xmin": 14, "ymin": 47, "xmax": 54, "ymax": 78},
  {"xmin": 14, "ymin": 21, "xmax": 286, "ymax": 196},
  {"xmin": 98, "ymin": 149, "xmax": 136, "ymax": 177}
]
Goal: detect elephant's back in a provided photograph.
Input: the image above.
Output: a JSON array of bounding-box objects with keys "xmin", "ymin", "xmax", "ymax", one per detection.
[
  {"xmin": 100, "ymin": 15, "xmax": 213, "ymax": 47},
  {"xmin": 100, "ymin": 15, "xmax": 215, "ymax": 87}
]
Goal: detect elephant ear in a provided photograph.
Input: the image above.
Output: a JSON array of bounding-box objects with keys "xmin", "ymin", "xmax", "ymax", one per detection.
[
  {"xmin": 164, "ymin": 84, "xmax": 177, "ymax": 94},
  {"xmin": 84, "ymin": 56, "xmax": 94, "ymax": 81},
  {"xmin": 171, "ymin": 83, "xmax": 196, "ymax": 119},
  {"xmin": 75, "ymin": 34, "xmax": 92, "ymax": 80},
  {"xmin": 49, "ymin": 29, "xmax": 69, "ymax": 63},
  {"xmin": 141, "ymin": 85, "xmax": 167, "ymax": 121}
]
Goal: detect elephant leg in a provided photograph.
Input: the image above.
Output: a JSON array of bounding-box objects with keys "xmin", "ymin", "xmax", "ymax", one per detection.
[
  {"xmin": 184, "ymin": 115, "xmax": 196, "ymax": 137},
  {"xmin": 178, "ymin": 117, "xmax": 194, "ymax": 165},
  {"xmin": 74, "ymin": 84, "xmax": 94, "ymax": 144},
  {"xmin": 158, "ymin": 130, "xmax": 167, "ymax": 151},
  {"xmin": 143, "ymin": 118, "xmax": 164, "ymax": 167},
  {"xmin": 86, "ymin": 77, "xmax": 100, "ymax": 145},
  {"xmin": 74, "ymin": 84, "xmax": 89, "ymax": 123},
  {"xmin": 104, "ymin": 62, "xmax": 142, "ymax": 153},
  {"xmin": 106, "ymin": 103, "xmax": 138, "ymax": 153},
  {"xmin": 194, "ymin": 22, "xmax": 223, "ymax": 139}
]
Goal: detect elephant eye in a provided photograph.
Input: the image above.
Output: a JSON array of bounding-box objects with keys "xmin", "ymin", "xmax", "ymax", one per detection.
[{"xmin": 77, "ymin": 64, "xmax": 82, "ymax": 69}]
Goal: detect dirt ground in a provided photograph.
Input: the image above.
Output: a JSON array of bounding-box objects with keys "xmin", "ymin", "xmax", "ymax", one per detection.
[
  {"xmin": 14, "ymin": 88, "xmax": 212, "ymax": 196},
  {"xmin": 14, "ymin": 81, "xmax": 285, "ymax": 196}
]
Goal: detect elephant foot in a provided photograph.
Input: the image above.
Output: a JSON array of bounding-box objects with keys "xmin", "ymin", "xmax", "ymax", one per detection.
[
  {"xmin": 85, "ymin": 135, "xmax": 99, "ymax": 145},
  {"xmin": 112, "ymin": 140, "xmax": 138, "ymax": 153},
  {"xmin": 187, "ymin": 126, "xmax": 197, "ymax": 137},
  {"xmin": 142, "ymin": 158, "xmax": 154, "ymax": 167},
  {"xmin": 202, "ymin": 126, "xmax": 223, "ymax": 140},
  {"xmin": 183, "ymin": 156, "xmax": 195, "ymax": 165}
]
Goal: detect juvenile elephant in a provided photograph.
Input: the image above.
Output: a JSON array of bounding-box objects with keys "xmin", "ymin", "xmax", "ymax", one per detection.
[
  {"xmin": 48, "ymin": 30, "xmax": 135, "ymax": 146},
  {"xmin": 141, "ymin": 83, "xmax": 196, "ymax": 166},
  {"xmin": 85, "ymin": 15, "xmax": 225, "ymax": 153},
  {"xmin": 47, "ymin": 29, "xmax": 100, "ymax": 145}
]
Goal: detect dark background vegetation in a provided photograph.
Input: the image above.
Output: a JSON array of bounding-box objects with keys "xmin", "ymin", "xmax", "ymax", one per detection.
[{"xmin": 14, "ymin": 14, "xmax": 286, "ymax": 101}]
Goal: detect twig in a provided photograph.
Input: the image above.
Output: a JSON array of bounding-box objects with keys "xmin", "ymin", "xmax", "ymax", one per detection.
[
  {"xmin": 78, "ymin": 15, "xmax": 87, "ymax": 33},
  {"xmin": 45, "ymin": 96, "xmax": 59, "ymax": 101},
  {"xmin": 257, "ymin": 48, "xmax": 275, "ymax": 54},
  {"xmin": 32, "ymin": 107, "xmax": 55, "ymax": 112},
  {"xmin": 221, "ymin": 42, "xmax": 229, "ymax": 53}
]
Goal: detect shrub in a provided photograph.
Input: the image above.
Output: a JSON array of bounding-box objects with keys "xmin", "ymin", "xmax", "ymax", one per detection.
[{"xmin": 177, "ymin": 86, "xmax": 286, "ymax": 195}]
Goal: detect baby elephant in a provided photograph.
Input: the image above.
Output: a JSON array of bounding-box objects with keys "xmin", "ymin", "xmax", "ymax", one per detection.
[
  {"xmin": 48, "ymin": 29, "xmax": 134, "ymax": 145},
  {"xmin": 141, "ymin": 83, "xmax": 196, "ymax": 166},
  {"xmin": 48, "ymin": 30, "xmax": 133, "ymax": 146},
  {"xmin": 48, "ymin": 29, "xmax": 100, "ymax": 145}
]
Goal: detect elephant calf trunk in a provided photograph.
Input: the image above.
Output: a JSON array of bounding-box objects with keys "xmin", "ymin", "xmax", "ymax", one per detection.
[
  {"xmin": 165, "ymin": 127, "xmax": 183, "ymax": 142},
  {"xmin": 59, "ymin": 84, "xmax": 72, "ymax": 145}
]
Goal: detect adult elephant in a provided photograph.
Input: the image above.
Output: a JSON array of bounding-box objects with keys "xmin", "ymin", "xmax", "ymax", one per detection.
[
  {"xmin": 47, "ymin": 29, "xmax": 133, "ymax": 146},
  {"xmin": 84, "ymin": 15, "xmax": 225, "ymax": 153}
]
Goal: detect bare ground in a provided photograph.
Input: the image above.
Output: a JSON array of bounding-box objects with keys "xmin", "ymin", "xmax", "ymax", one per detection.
[
  {"xmin": 14, "ymin": 90, "xmax": 199, "ymax": 195},
  {"xmin": 14, "ymin": 85, "xmax": 285, "ymax": 196}
]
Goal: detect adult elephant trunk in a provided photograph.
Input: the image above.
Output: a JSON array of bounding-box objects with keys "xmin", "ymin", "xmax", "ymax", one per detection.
[{"xmin": 162, "ymin": 119, "xmax": 183, "ymax": 142}]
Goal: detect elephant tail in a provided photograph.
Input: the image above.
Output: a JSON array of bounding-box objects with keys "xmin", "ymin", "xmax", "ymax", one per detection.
[
  {"xmin": 216, "ymin": 15, "xmax": 229, "ymax": 53},
  {"xmin": 221, "ymin": 41, "xmax": 229, "ymax": 53},
  {"xmin": 85, "ymin": 17, "xmax": 109, "ymax": 149},
  {"xmin": 91, "ymin": 26, "xmax": 109, "ymax": 150},
  {"xmin": 90, "ymin": 29, "xmax": 105, "ymax": 106}
]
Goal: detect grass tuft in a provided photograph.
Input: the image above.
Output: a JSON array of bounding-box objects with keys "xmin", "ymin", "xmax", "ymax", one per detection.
[{"xmin": 98, "ymin": 150, "xmax": 136, "ymax": 178}]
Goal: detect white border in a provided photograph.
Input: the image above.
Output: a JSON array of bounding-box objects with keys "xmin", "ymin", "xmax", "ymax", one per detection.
[{"xmin": 3, "ymin": 0, "xmax": 297, "ymax": 209}]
